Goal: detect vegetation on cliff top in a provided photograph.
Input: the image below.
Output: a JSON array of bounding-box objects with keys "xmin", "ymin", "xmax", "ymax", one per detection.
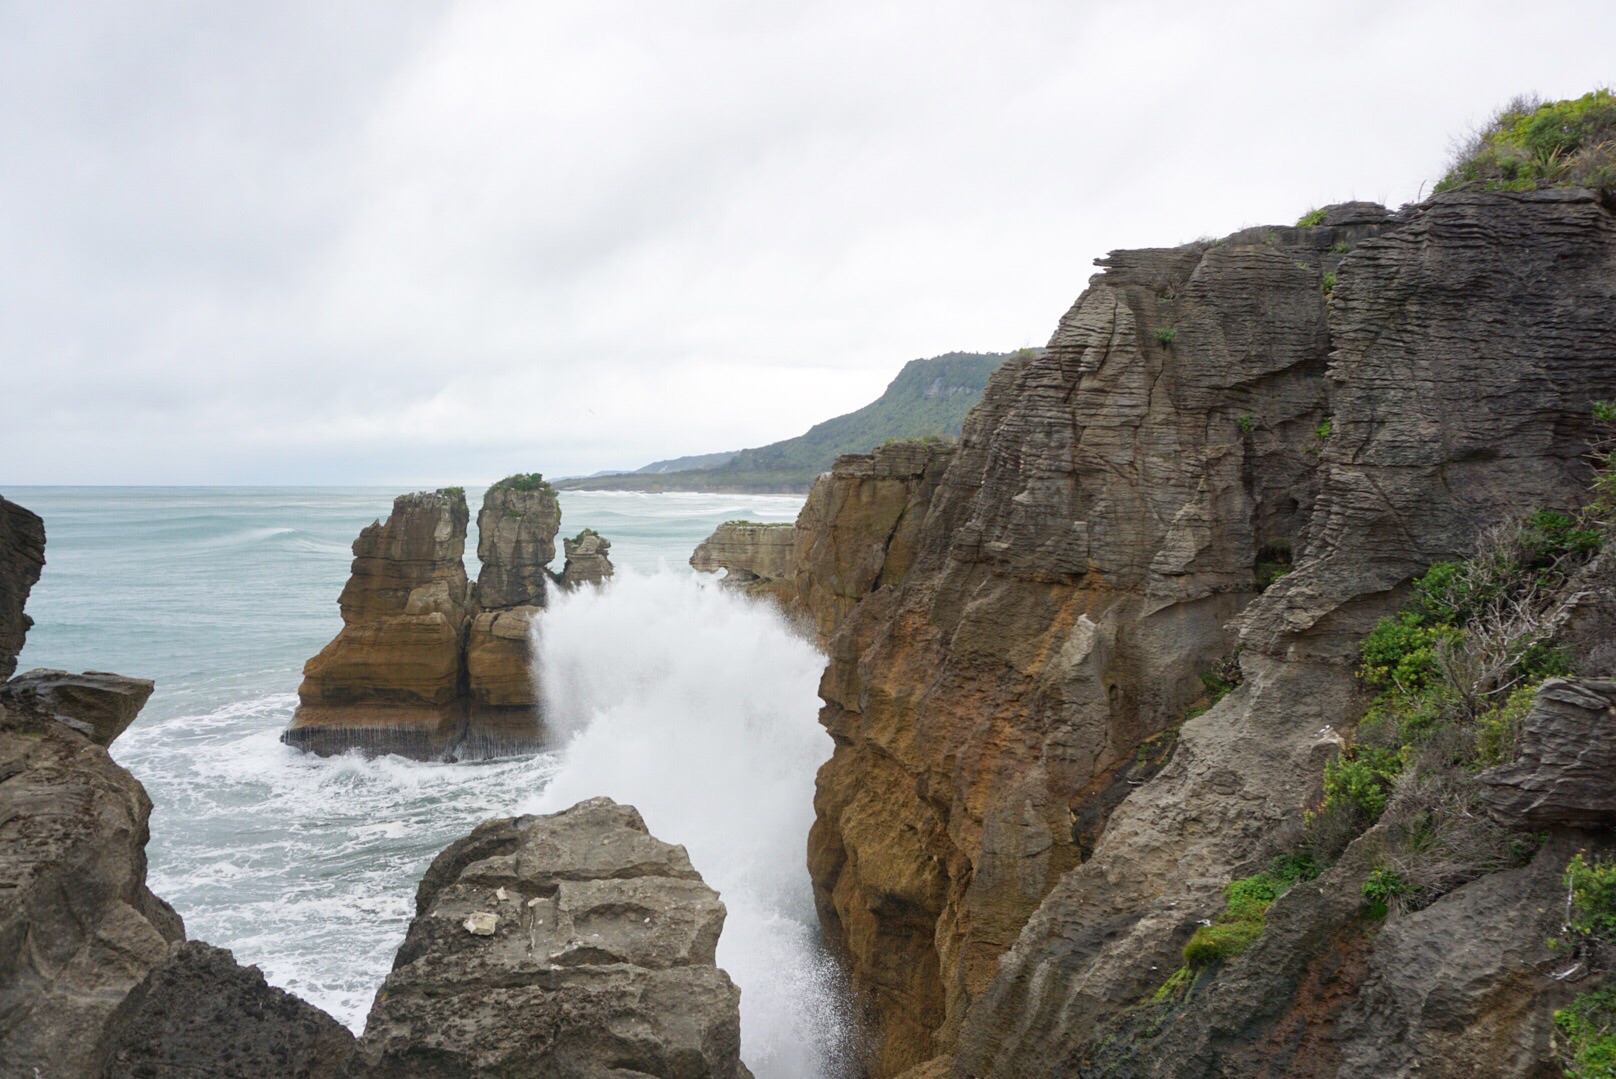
[
  {"xmin": 491, "ymin": 472, "xmax": 556, "ymax": 495},
  {"xmin": 1437, "ymin": 89, "xmax": 1616, "ymax": 194}
]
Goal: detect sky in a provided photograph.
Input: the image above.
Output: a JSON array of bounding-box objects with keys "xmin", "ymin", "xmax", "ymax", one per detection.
[{"xmin": 1, "ymin": 1, "xmax": 1612, "ymax": 485}]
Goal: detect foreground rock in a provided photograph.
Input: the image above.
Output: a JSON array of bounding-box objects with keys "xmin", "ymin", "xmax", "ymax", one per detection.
[
  {"xmin": 358, "ymin": 797, "xmax": 751, "ymax": 1078},
  {"xmin": 97, "ymin": 941, "xmax": 357, "ymax": 1079},
  {"xmin": 0, "ymin": 501, "xmax": 186, "ymax": 1075}
]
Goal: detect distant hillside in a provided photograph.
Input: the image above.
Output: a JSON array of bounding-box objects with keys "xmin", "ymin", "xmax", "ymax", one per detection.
[{"xmin": 558, "ymin": 351, "xmax": 1018, "ymax": 493}]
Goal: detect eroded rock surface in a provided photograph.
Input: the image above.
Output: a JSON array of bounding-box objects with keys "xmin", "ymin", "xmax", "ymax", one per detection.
[
  {"xmin": 0, "ymin": 496, "xmax": 45, "ymax": 681},
  {"xmin": 559, "ymin": 530, "xmax": 614, "ymax": 588},
  {"xmin": 359, "ymin": 796, "xmax": 751, "ymax": 1078},
  {"xmin": 0, "ymin": 668, "xmax": 155, "ymax": 746},
  {"xmin": 1481, "ymin": 677, "xmax": 1616, "ymax": 828},
  {"xmin": 690, "ymin": 522, "xmax": 796, "ymax": 603},
  {"xmin": 97, "ymin": 941, "xmax": 356, "ymax": 1079},
  {"xmin": 475, "ymin": 478, "xmax": 562, "ymax": 610},
  {"xmin": 288, "ymin": 489, "xmax": 475, "ymax": 757},
  {"xmin": 797, "ymin": 190, "xmax": 1616, "ymax": 1075}
]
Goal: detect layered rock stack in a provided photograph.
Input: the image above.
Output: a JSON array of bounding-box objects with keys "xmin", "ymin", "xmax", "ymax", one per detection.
[
  {"xmin": 285, "ymin": 489, "xmax": 477, "ymax": 759},
  {"xmin": 560, "ymin": 528, "xmax": 614, "ymax": 587},
  {"xmin": 359, "ymin": 798, "xmax": 751, "ymax": 1078},
  {"xmin": 690, "ymin": 521, "xmax": 796, "ymax": 604},
  {"xmin": 286, "ymin": 476, "xmax": 614, "ymax": 760}
]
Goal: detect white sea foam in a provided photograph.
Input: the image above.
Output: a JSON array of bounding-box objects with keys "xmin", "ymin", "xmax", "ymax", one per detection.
[{"xmin": 529, "ymin": 570, "xmax": 848, "ymax": 1079}]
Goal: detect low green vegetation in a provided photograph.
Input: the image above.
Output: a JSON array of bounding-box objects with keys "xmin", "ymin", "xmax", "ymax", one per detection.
[
  {"xmin": 1330, "ymin": 239, "xmax": 1351, "ymax": 254},
  {"xmin": 494, "ymin": 472, "xmax": 555, "ymax": 494},
  {"xmin": 1321, "ymin": 270, "xmax": 1337, "ymax": 295},
  {"xmin": 1155, "ymin": 327, "xmax": 1178, "ymax": 346},
  {"xmin": 1553, "ymin": 855, "xmax": 1616, "ymax": 1077},
  {"xmin": 1296, "ymin": 208, "xmax": 1328, "ymax": 227},
  {"xmin": 1236, "ymin": 414, "xmax": 1255, "ymax": 435},
  {"xmin": 1436, "ymin": 88, "xmax": 1616, "ymax": 194},
  {"xmin": 1178, "ymin": 856, "xmax": 1320, "ymax": 972},
  {"xmin": 436, "ymin": 486, "xmax": 465, "ymax": 499},
  {"xmin": 721, "ymin": 519, "xmax": 790, "ymax": 528}
]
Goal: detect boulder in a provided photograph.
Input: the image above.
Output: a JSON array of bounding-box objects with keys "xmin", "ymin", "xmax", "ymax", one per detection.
[
  {"xmin": 559, "ymin": 530, "xmax": 614, "ymax": 588},
  {"xmin": 0, "ymin": 496, "xmax": 45, "ymax": 680},
  {"xmin": 1481, "ymin": 677, "xmax": 1616, "ymax": 828},
  {"xmin": 0, "ymin": 668, "xmax": 155, "ymax": 746},
  {"xmin": 96, "ymin": 941, "xmax": 356, "ymax": 1079},
  {"xmin": 358, "ymin": 797, "xmax": 751, "ymax": 1078}
]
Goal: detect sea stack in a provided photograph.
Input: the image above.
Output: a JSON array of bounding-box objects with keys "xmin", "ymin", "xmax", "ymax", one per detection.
[
  {"xmin": 286, "ymin": 476, "xmax": 610, "ymax": 759},
  {"xmin": 285, "ymin": 489, "xmax": 476, "ymax": 758}
]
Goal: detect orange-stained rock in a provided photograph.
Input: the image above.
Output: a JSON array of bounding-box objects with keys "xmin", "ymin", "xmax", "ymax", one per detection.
[{"xmin": 465, "ymin": 606, "xmax": 540, "ymax": 708}]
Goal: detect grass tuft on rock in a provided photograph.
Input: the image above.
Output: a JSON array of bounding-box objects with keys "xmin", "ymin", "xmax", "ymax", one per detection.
[{"xmin": 1437, "ymin": 89, "xmax": 1616, "ymax": 194}]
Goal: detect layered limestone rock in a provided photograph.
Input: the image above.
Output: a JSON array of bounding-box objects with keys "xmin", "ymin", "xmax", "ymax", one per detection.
[
  {"xmin": 0, "ymin": 496, "xmax": 45, "ymax": 680},
  {"xmin": 559, "ymin": 529, "xmax": 614, "ymax": 587},
  {"xmin": 464, "ymin": 476, "xmax": 564, "ymax": 752},
  {"xmin": 287, "ymin": 489, "xmax": 474, "ymax": 757},
  {"xmin": 358, "ymin": 797, "xmax": 751, "ymax": 1078},
  {"xmin": 801, "ymin": 190, "xmax": 1616, "ymax": 1075},
  {"xmin": 1481, "ymin": 677, "xmax": 1616, "ymax": 828},
  {"xmin": 690, "ymin": 521, "xmax": 797, "ymax": 603},
  {"xmin": 287, "ymin": 480, "xmax": 614, "ymax": 759},
  {"xmin": 0, "ymin": 668, "xmax": 155, "ymax": 746}
]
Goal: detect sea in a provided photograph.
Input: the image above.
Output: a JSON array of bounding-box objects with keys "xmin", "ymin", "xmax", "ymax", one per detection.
[{"xmin": 7, "ymin": 486, "xmax": 847, "ymax": 1079}]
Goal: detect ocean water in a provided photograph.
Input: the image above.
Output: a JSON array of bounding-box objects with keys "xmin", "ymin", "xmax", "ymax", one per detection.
[{"xmin": 7, "ymin": 486, "xmax": 844, "ymax": 1077}]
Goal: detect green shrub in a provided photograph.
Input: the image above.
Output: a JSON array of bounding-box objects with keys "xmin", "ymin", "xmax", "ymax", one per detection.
[
  {"xmin": 1315, "ymin": 419, "xmax": 1333, "ymax": 440},
  {"xmin": 1237, "ymin": 414, "xmax": 1255, "ymax": 434},
  {"xmin": 1321, "ymin": 271, "xmax": 1337, "ymax": 295},
  {"xmin": 1358, "ymin": 611, "xmax": 1457, "ymax": 693},
  {"xmin": 437, "ymin": 486, "xmax": 465, "ymax": 499},
  {"xmin": 1436, "ymin": 89, "xmax": 1616, "ymax": 193},
  {"xmin": 1183, "ymin": 919, "xmax": 1264, "ymax": 966},
  {"xmin": 493, "ymin": 473, "xmax": 553, "ymax": 492},
  {"xmin": 1155, "ymin": 327, "xmax": 1178, "ymax": 346},
  {"xmin": 1595, "ymin": 400, "xmax": 1616, "ymax": 423},
  {"xmin": 1322, "ymin": 750, "xmax": 1402, "ymax": 823},
  {"xmin": 1557, "ymin": 988, "xmax": 1616, "ymax": 1079},
  {"xmin": 1296, "ymin": 208, "xmax": 1328, "ymax": 227},
  {"xmin": 1361, "ymin": 865, "xmax": 1411, "ymax": 917},
  {"xmin": 1330, "ymin": 240, "xmax": 1351, "ymax": 254},
  {"xmin": 1180, "ymin": 858, "xmax": 1317, "ymax": 969},
  {"xmin": 1567, "ymin": 854, "xmax": 1616, "ymax": 940}
]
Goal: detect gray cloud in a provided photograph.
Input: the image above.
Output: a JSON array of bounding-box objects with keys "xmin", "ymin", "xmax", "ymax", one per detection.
[{"xmin": 2, "ymin": 0, "xmax": 1613, "ymax": 483}]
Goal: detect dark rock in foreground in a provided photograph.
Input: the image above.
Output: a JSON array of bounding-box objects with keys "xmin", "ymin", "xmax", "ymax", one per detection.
[
  {"xmin": 0, "ymin": 497, "xmax": 44, "ymax": 681},
  {"xmin": 0, "ymin": 668, "xmax": 155, "ymax": 746},
  {"xmin": 97, "ymin": 941, "xmax": 356, "ymax": 1079},
  {"xmin": 358, "ymin": 796, "xmax": 752, "ymax": 1079}
]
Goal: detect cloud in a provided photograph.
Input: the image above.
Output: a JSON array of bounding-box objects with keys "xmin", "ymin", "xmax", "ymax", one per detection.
[{"xmin": 2, "ymin": 0, "xmax": 1614, "ymax": 483}]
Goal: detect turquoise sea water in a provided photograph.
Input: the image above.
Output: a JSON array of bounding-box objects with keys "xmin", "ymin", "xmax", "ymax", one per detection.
[{"xmin": 7, "ymin": 487, "xmax": 834, "ymax": 1076}]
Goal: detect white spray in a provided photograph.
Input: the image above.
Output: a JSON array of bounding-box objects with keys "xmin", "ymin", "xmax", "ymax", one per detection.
[{"xmin": 528, "ymin": 570, "xmax": 849, "ymax": 1078}]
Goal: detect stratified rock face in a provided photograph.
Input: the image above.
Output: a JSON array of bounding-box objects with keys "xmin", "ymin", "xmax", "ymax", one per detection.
[
  {"xmin": 287, "ymin": 490, "xmax": 474, "ymax": 758},
  {"xmin": 690, "ymin": 522, "xmax": 796, "ymax": 601},
  {"xmin": 97, "ymin": 941, "xmax": 356, "ymax": 1079},
  {"xmin": 0, "ymin": 684, "xmax": 183, "ymax": 1076},
  {"xmin": 951, "ymin": 190, "xmax": 1616, "ymax": 1077},
  {"xmin": 560, "ymin": 530, "xmax": 614, "ymax": 588},
  {"xmin": 0, "ymin": 668, "xmax": 155, "ymax": 746},
  {"xmin": 359, "ymin": 797, "xmax": 751, "ymax": 1079},
  {"xmin": 1481, "ymin": 677, "xmax": 1616, "ymax": 827},
  {"xmin": 792, "ymin": 440, "xmax": 954, "ymax": 642},
  {"xmin": 475, "ymin": 478, "xmax": 561, "ymax": 610},
  {"xmin": 799, "ymin": 190, "xmax": 1616, "ymax": 1075},
  {"xmin": 0, "ymin": 496, "xmax": 45, "ymax": 681}
]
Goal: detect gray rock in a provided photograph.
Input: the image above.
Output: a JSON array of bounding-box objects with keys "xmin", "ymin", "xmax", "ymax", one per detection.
[
  {"xmin": 476, "ymin": 477, "xmax": 563, "ymax": 610},
  {"xmin": 1481, "ymin": 677, "xmax": 1616, "ymax": 827},
  {"xmin": 359, "ymin": 797, "xmax": 750, "ymax": 1078},
  {"xmin": 96, "ymin": 941, "xmax": 356, "ymax": 1079},
  {"xmin": 0, "ymin": 668, "xmax": 155, "ymax": 746},
  {"xmin": 0, "ymin": 710, "xmax": 182, "ymax": 1077},
  {"xmin": 0, "ymin": 496, "xmax": 44, "ymax": 681}
]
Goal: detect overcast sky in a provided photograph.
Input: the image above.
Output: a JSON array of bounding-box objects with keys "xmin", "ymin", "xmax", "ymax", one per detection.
[{"xmin": 2, "ymin": 1, "xmax": 1612, "ymax": 484}]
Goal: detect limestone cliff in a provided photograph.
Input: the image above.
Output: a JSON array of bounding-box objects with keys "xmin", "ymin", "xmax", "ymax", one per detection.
[
  {"xmin": 690, "ymin": 522, "xmax": 797, "ymax": 603},
  {"xmin": 802, "ymin": 190, "xmax": 1616, "ymax": 1075},
  {"xmin": 0, "ymin": 496, "xmax": 45, "ymax": 681}
]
